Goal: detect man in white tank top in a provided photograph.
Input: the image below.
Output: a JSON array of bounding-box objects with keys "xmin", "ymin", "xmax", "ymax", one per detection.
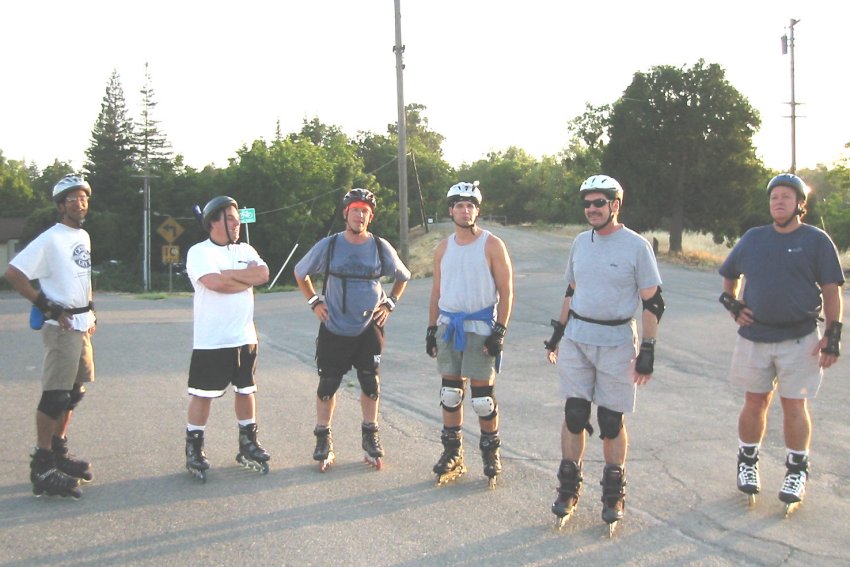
[{"xmin": 426, "ymin": 181, "xmax": 513, "ymax": 488}]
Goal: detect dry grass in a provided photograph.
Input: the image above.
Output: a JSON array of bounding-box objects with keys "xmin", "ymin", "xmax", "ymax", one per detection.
[{"xmin": 407, "ymin": 224, "xmax": 453, "ymax": 278}]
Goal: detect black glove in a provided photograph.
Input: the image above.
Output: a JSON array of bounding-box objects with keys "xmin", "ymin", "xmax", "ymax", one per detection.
[
  {"xmin": 34, "ymin": 291, "xmax": 64, "ymax": 320},
  {"xmin": 719, "ymin": 292, "xmax": 746, "ymax": 320},
  {"xmin": 426, "ymin": 325, "xmax": 438, "ymax": 356},
  {"xmin": 544, "ymin": 319, "xmax": 566, "ymax": 352},
  {"xmin": 822, "ymin": 321, "xmax": 842, "ymax": 356},
  {"xmin": 635, "ymin": 339, "xmax": 655, "ymax": 375},
  {"xmin": 483, "ymin": 323, "xmax": 507, "ymax": 358}
]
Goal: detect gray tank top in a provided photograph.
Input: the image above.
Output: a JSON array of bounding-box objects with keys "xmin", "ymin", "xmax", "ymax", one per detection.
[{"xmin": 437, "ymin": 230, "xmax": 497, "ymax": 336}]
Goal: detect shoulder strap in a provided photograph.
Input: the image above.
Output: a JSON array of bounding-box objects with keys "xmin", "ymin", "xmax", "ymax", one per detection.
[{"xmin": 321, "ymin": 234, "xmax": 338, "ymax": 297}]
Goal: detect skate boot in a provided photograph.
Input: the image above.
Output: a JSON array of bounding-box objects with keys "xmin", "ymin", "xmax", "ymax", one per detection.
[
  {"xmin": 600, "ymin": 464, "xmax": 626, "ymax": 537},
  {"xmin": 30, "ymin": 448, "xmax": 81, "ymax": 499},
  {"xmin": 779, "ymin": 453, "xmax": 808, "ymax": 517},
  {"xmin": 361, "ymin": 422, "xmax": 384, "ymax": 470},
  {"xmin": 433, "ymin": 427, "xmax": 466, "ymax": 486},
  {"xmin": 185, "ymin": 430, "xmax": 210, "ymax": 483},
  {"xmin": 313, "ymin": 426, "xmax": 335, "ymax": 472},
  {"xmin": 479, "ymin": 431, "xmax": 502, "ymax": 489},
  {"xmin": 736, "ymin": 446, "xmax": 760, "ymax": 505},
  {"xmin": 552, "ymin": 459, "xmax": 582, "ymax": 529},
  {"xmin": 236, "ymin": 423, "xmax": 270, "ymax": 474},
  {"xmin": 51, "ymin": 435, "xmax": 93, "ymax": 483}
]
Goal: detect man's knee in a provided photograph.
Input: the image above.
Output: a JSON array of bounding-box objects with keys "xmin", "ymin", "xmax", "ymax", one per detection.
[
  {"xmin": 440, "ymin": 378, "xmax": 464, "ymax": 412},
  {"xmin": 470, "ymin": 385, "xmax": 497, "ymax": 421},
  {"xmin": 564, "ymin": 397, "xmax": 592, "ymax": 435},
  {"xmin": 357, "ymin": 369, "xmax": 380, "ymax": 400},
  {"xmin": 317, "ymin": 374, "xmax": 343, "ymax": 401},
  {"xmin": 38, "ymin": 390, "xmax": 71, "ymax": 420},
  {"xmin": 597, "ymin": 406, "xmax": 624, "ymax": 440},
  {"xmin": 67, "ymin": 383, "xmax": 86, "ymax": 411}
]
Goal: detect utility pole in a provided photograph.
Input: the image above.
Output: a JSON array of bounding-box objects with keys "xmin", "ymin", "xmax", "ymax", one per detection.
[
  {"xmin": 393, "ymin": 0, "xmax": 409, "ymax": 263},
  {"xmin": 781, "ymin": 18, "xmax": 801, "ymax": 173}
]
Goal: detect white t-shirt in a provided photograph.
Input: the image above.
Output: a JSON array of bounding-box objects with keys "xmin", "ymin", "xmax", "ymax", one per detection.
[
  {"xmin": 187, "ymin": 239, "xmax": 266, "ymax": 349},
  {"xmin": 9, "ymin": 223, "xmax": 94, "ymax": 331}
]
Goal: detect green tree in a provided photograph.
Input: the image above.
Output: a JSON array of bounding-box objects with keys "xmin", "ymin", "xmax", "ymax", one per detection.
[
  {"xmin": 135, "ymin": 63, "xmax": 173, "ymax": 174},
  {"xmin": 603, "ymin": 60, "xmax": 763, "ymax": 252},
  {"xmin": 0, "ymin": 151, "xmax": 38, "ymax": 216},
  {"xmin": 84, "ymin": 70, "xmax": 140, "ymax": 265}
]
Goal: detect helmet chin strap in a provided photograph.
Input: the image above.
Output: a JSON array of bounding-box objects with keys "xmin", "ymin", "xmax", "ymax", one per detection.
[
  {"xmin": 590, "ymin": 205, "xmax": 615, "ymax": 242},
  {"xmin": 774, "ymin": 203, "xmax": 803, "ymax": 229}
]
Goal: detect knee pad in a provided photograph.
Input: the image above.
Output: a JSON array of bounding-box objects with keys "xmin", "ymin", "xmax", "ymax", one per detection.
[
  {"xmin": 67, "ymin": 383, "xmax": 86, "ymax": 411},
  {"xmin": 597, "ymin": 406, "xmax": 624, "ymax": 440},
  {"xmin": 470, "ymin": 385, "xmax": 498, "ymax": 421},
  {"xmin": 440, "ymin": 379, "xmax": 464, "ymax": 413},
  {"xmin": 317, "ymin": 375, "xmax": 343, "ymax": 401},
  {"xmin": 38, "ymin": 390, "xmax": 71, "ymax": 420},
  {"xmin": 357, "ymin": 369, "xmax": 380, "ymax": 400},
  {"xmin": 564, "ymin": 397, "xmax": 593, "ymax": 435}
]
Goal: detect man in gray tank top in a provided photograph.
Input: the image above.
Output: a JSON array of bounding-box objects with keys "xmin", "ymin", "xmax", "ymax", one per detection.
[
  {"xmin": 544, "ymin": 175, "xmax": 664, "ymax": 535},
  {"xmin": 719, "ymin": 173, "xmax": 844, "ymax": 515},
  {"xmin": 426, "ymin": 181, "xmax": 514, "ymax": 489}
]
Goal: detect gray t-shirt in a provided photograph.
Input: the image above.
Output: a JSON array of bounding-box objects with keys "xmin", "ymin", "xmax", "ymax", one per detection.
[
  {"xmin": 564, "ymin": 226, "xmax": 662, "ymax": 347},
  {"xmin": 294, "ymin": 232, "xmax": 411, "ymax": 337},
  {"xmin": 719, "ymin": 223, "xmax": 845, "ymax": 342}
]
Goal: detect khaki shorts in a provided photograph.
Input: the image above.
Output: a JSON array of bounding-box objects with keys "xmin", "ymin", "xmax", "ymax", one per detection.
[
  {"xmin": 436, "ymin": 325, "xmax": 496, "ymax": 382},
  {"xmin": 557, "ymin": 338, "xmax": 638, "ymax": 413},
  {"xmin": 42, "ymin": 324, "xmax": 95, "ymax": 390},
  {"xmin": 729, "ymin": 331, "xmax": 822, "ymax": 399}
]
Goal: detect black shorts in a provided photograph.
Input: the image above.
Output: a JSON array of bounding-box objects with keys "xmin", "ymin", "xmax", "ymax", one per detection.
[
  {"xmin": 316, "ymin": 323, "xmax": 384, "ymax": 378},
  {"xmin": 188, "ymin": 344, "xmax": 258, "ymax": 397}
]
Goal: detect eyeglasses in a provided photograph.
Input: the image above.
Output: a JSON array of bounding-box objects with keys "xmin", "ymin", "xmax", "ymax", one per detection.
[
  {"xmin": 582, "ymin": 198, "xmax": 611, "ymax": 209},
  {"xmin": 65, "ymin": 195, "xmax": 90, "ymax": 203}
]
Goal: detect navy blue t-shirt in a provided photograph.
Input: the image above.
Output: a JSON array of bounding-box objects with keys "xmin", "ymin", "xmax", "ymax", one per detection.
[{"xmin": 719, "ymin": 223, "xmax": 844, "ymax": 342}]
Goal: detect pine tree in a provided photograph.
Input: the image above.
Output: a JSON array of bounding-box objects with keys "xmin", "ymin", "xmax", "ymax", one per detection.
[
  {"xmin": 84, "ymin": 69, "xmax": 137, "ymax": 212},
  {"xmin": 136, "ymin": 62, "xmax": 172, "ymax": 173}
]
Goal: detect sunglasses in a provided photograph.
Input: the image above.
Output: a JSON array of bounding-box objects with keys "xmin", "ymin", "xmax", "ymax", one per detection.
[{"xmin": 582, "ymin": 198, "xmax": 611, "ymax": 209}]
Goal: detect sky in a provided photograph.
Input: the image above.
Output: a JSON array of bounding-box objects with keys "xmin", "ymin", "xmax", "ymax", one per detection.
[{"xmin": 2, "ymin": 1, "xmax": 849, "ymax": 176}]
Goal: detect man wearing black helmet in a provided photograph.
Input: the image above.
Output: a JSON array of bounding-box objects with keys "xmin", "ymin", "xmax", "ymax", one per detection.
[
  {"xmin": 5, "ymin": 174, "xmax": 97, "ymax": 499},
  {"xmin": 544, "ymin": 174, "xmax": 663, "ymax": 534},
  {"xmin": 719, "ymin": 173, "xmax": 844, "ymax": 515},
  {"xmin": 426, "ymin": 181, "xmax": 514, "ymax": 489},
  {"xmin": 294, "ymin": 188, "xmax": 410, "ymax": 472},
  {"xmin": 183, "ymin": 195, "xmax": 271, "ymax": 482}
]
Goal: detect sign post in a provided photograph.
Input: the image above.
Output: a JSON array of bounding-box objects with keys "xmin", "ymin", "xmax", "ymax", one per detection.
[{"xmin": 239, "ymin": 208, "xmax": 256, "ymax": 244}]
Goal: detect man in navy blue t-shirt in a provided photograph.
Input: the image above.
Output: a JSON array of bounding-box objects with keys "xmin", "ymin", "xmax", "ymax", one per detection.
[{"xmin": 719, "ymin": 173, "xmax": 844, "ymax": 513}]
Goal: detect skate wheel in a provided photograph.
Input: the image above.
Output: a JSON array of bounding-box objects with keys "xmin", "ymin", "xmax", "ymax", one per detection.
[
  {"xmin": 487, "ymin": 476, "xmax": 497, "ymax": 490},
  {"xmin": 261, "ymin": 461, "xmax": 270, "ymax": 474},
  {"xmin": 607, "ymin": 521, "xmax": 618, "ymax": 538},
  {"xmin": 318, "ymin": 456, "xmax": 334, "ymax": 473},
  {"xmin": 747, "ymin": 493, "xmax": 756, "ymax": 506},
  {"xmin": 784, "ymin": 502, "xmax": 800, "ymax": 518},
  {"xmin": 554, "ymin": 516, "xmax": 568, "ymax": 531}
]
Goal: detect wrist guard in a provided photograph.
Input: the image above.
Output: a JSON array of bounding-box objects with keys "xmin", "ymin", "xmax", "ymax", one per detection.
[
  {"xmin": 382, "ymin": 295, "xmax": 397, "ymax": 312},
  {"xmin": 426, "ymin": 325, "xmax": 438, "ymax": 355},
  {"xmin": 544, "ymin": 319, "xmax": 566, "ymax": 351},
  {"xmin": 307, "ymin": 295, "xmax": 323, "ymax": 311},
  {"xmin": 822, "ymin": 321, "xmax": 842, "ymax": 356},
  {"xmin": 719, "ymin": 292, "xmax": 745, "ymax": 320},
  {"xmin": 34, "ymin": 291, "xmax": 64, "ymax": 320},
  {"xmin": 635, "ymin": 339, "xmax": 655, "ymax": 374},
  {"xmin": 484, "ymin": 323, "xmax": 507, "ymax": 358}
]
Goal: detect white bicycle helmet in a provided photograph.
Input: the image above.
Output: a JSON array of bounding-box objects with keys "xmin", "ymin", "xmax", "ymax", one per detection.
[
  {"xmin": 52, "ymin": 174, "xmax": 91, "ymax": 203},
  {"xmin": 447, "ymin": 181, "xmax": 482, "ymax": 206},
  {"xmin": 579, "ymin": 175, "xmax": 623, "ymax": 202}
]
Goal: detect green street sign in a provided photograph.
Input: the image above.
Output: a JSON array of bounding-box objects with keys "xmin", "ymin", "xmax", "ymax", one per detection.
[{"xmin": 239, "ymin": 208, "xmax": 256, "ymax": 224}]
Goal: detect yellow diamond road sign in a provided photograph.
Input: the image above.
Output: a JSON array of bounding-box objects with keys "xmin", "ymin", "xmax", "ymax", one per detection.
[{"xmin": 157, "ymin": 216, "xmax": 184, "ymax": 244}]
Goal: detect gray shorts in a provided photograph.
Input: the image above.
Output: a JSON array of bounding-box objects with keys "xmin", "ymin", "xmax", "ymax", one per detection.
[
  {"xmin": 435, "ymin": 324, "xmax": 496, "ymax": 382},
  {"xmin": 556, "ymin": 338, "xmax": 637, "ymax": 413},
  {"xmin": 41, "ymin": 325, "xmax": 95, "ymax": 390},
  {"xmin": 729, "ymin": 330, "xmax": 822, "ymax": 399}
]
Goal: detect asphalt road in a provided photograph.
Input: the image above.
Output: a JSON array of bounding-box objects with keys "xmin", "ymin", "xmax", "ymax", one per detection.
[{"xmin": 1, "ymin": 224, "xmax": 848, "ymax": 566}]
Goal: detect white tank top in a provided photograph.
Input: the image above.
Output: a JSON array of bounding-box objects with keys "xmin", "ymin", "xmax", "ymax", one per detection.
[{"xmin": 437, "ymin": 230, "xmax": 497, "ymax": 335}]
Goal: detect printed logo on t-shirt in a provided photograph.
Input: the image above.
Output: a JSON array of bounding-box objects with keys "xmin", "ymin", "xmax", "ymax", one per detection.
[
  {"xmin": 787, "ymin": 247, "xmax": 803, "ymax": 254},
  {"xmin": 72, "ymin": 243, "xmax": 91, "ymax": 269}
]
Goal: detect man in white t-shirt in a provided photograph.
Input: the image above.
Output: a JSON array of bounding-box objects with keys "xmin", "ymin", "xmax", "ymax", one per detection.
[
  {"xmin": 183, "ymin": 196, "xmax": 270, "ymax": 482},
  {"xmin": 5, "ymin": 174, "xmax": 98, "ymax": 499}
]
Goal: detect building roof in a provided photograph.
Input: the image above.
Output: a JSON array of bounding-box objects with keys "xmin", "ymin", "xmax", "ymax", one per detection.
[{"xmin": 0, "ymin": 218, "xmax": 26, "ymax": 242}]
